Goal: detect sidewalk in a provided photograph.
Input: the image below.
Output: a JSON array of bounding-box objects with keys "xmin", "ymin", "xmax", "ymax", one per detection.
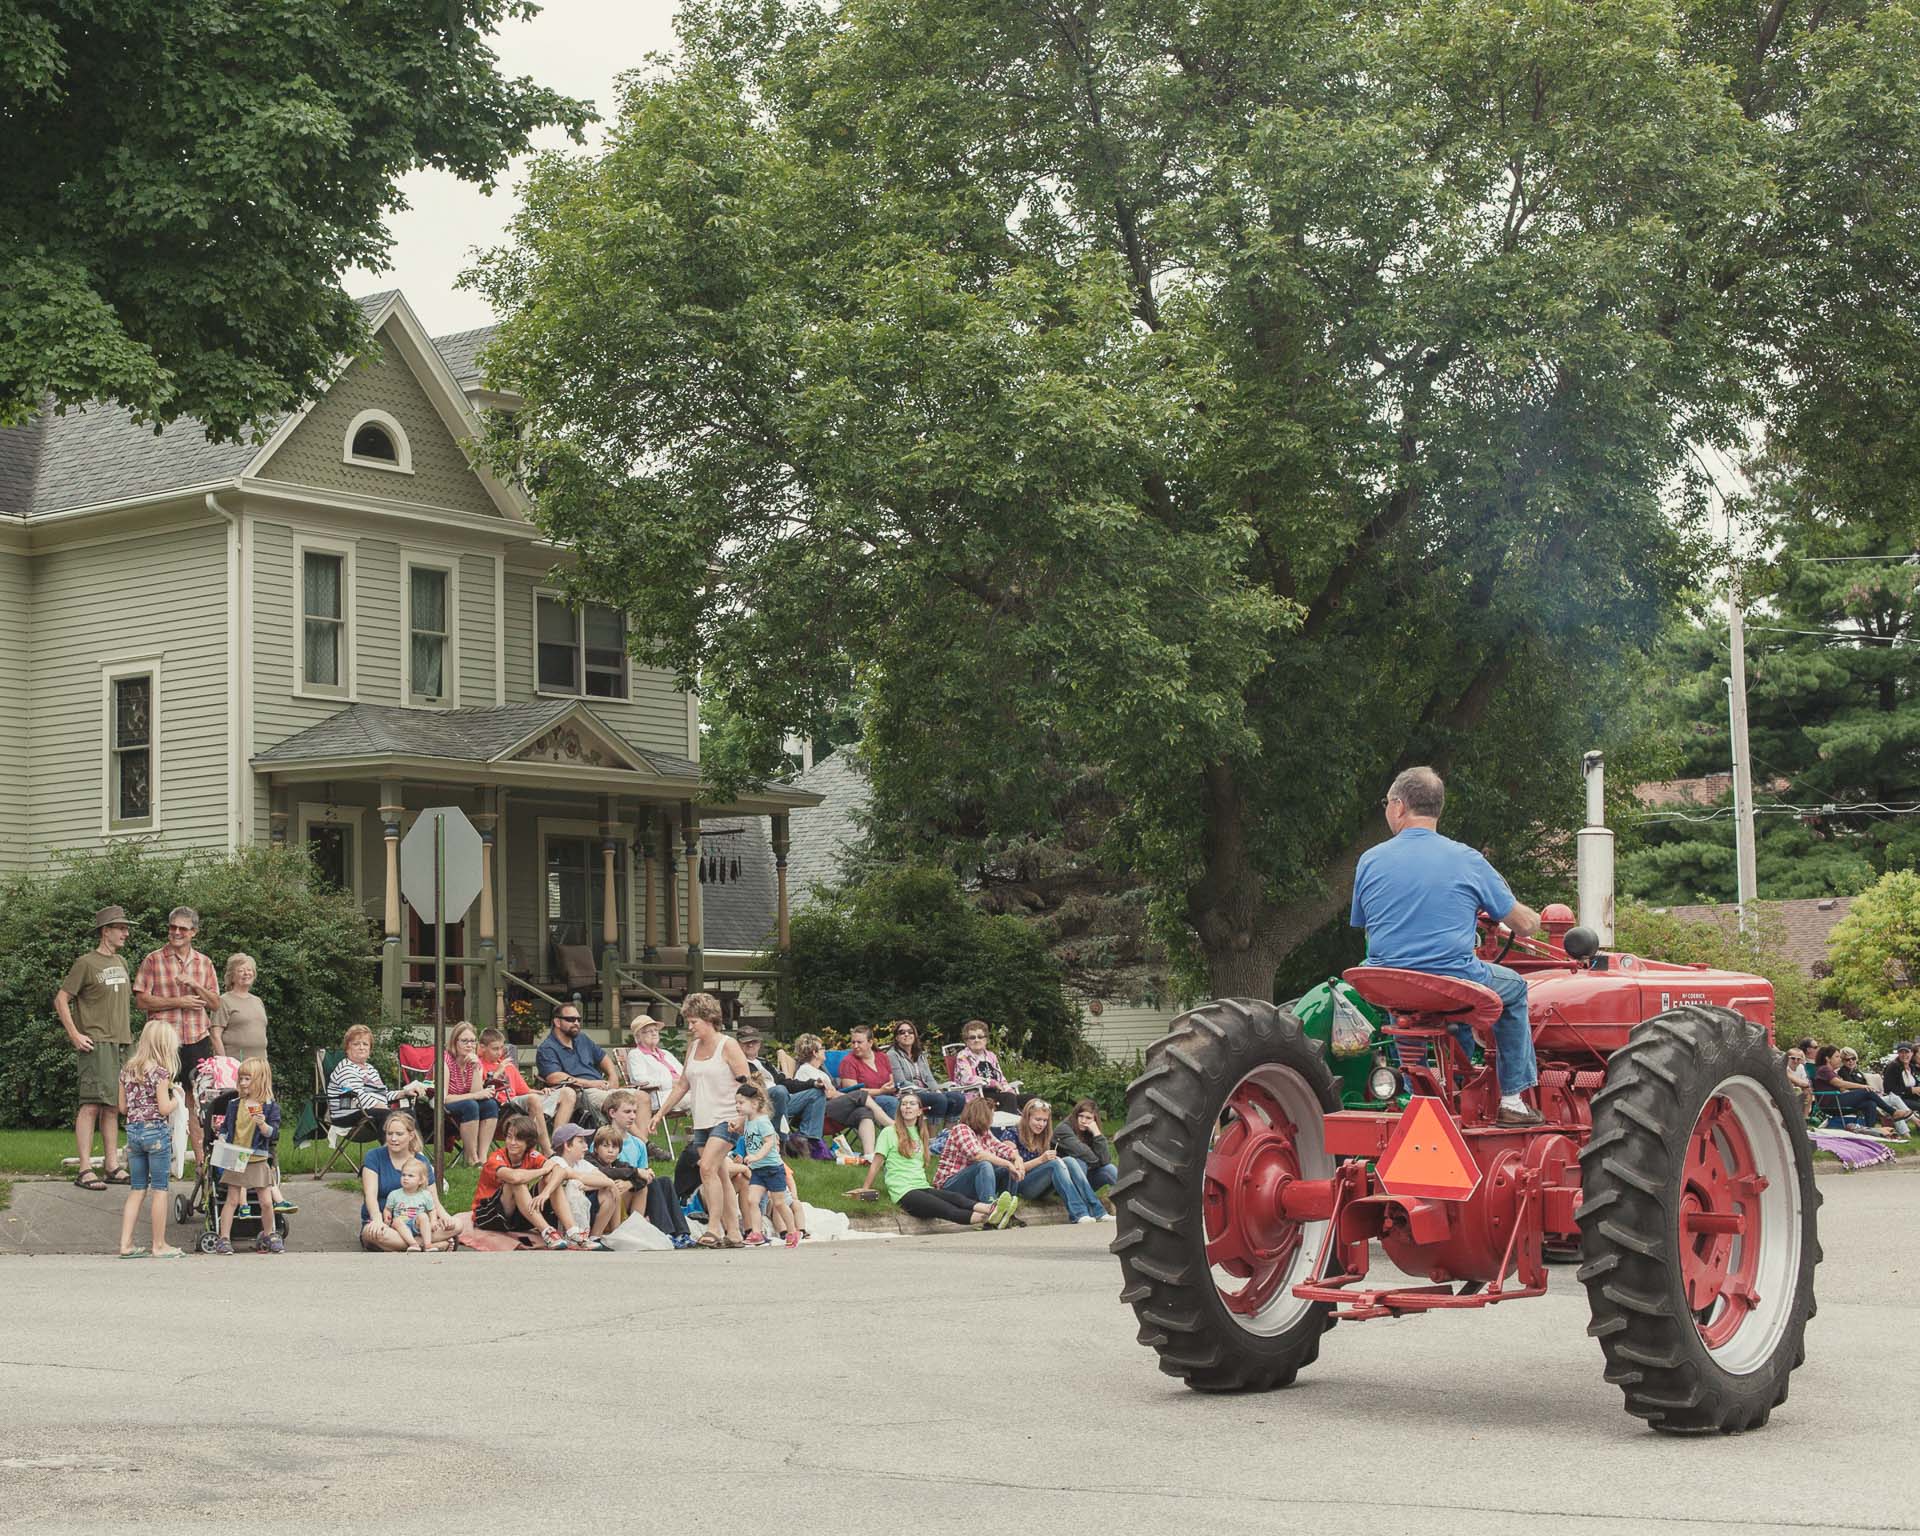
[{"xmin": 0, "ymin": 1176, "xmax": 367, "ymax": 1255}]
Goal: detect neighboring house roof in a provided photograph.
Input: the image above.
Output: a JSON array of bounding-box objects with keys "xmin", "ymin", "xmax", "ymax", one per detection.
[
  {"xmin": 1649, "ymin": 896, "xmax": 1855, "ymax": 977},
  {"xmin": 784, "ymin": 752, "xmax": 870, "ymax": 913},
  {"xmin": 0, "ymin": 291, "xmax": 493, "ymax": 519},
  {"xmin": 698, "ymin": 821, "xmax": 778, "ymax": 954},
  {"xmin": 430, "ymin": 326, "xmax": 498, "ymax": 387},
  {"xmin": 1635, "ymin": 773, "xmax": 1791, "ymax": 808}
]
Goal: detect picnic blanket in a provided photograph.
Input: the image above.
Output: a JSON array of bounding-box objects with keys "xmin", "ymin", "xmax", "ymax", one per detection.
[{"xmin": 1810, "ymin": 1127, "xmax": 1897, "ymax": 1169}]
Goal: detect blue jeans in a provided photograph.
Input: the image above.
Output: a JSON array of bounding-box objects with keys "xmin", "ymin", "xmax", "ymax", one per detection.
[
  {"xmin": 1088, "ymin": 1162, "xmax": 1119, "ymax": 1190},
  {"xmin": 769, "ymin": 1085, "xmax": 827, "ymax": 1140},
  {"xmin": 1015, "ymin": 1160, "xmax": 1101, "ymax": 1220},
  {"xmin": 125, "ymin": 1121, "xmax": 171, "ymax": 1191},
  {"xmin": 1449, "ymin": 962, "xmax": 1537, "ymax": 1095},
  {"xmin": 941, "ymin": 1161, "xmax": 998, "ymax": 1205},
  {"xmin": 446, "ymin": 1099, "xmax": 496, "ymax": 1125},
  {"xmin": 870, "ymin": 1094, "xmax": 900, "ymax": 1120},
  {"xmin": 910, "ymin": 1089, "xmax": 966, "ymax": 1121}
]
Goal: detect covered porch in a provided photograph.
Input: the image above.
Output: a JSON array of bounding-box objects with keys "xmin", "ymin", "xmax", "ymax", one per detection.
[{"xmin": 250, "ymin": 700, "xmax": 820, "ymax": 1035}]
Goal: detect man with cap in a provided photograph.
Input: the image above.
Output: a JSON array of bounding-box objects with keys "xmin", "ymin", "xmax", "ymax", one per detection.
[{"xmin": 54, "ymin": 906, "xmax": 135, "ymax": 1189}]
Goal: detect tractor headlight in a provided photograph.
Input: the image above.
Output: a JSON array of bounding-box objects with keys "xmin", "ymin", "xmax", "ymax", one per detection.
[{"xmin": 1368, "ymin": 1062, "xmax": 1400, "ymax": 1101}]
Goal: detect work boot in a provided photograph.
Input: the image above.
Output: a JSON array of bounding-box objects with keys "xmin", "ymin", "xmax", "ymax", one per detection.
[
  {"xmin": 1496, "ymin": 1100, "xmax": 1544, "ymax": 1127},
  {"xmin": 807, "ymin": 1138, "xmax": 833, "ymax": 1161}
]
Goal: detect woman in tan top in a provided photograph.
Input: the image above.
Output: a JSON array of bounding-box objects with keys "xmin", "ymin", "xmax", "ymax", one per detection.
[
  {"xmin": 211, "ymin": 953, "xmax": 269, "ymax": 1061},
  {"xmin": 658, "ymin": 992, "xmax": 749, "ymax": 1247}
]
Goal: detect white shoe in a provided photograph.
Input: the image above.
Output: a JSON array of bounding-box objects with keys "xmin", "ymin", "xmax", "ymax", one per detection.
[{"xmin": 1074, "ymin": 1214, "xmax": 1100, "ymax": 1225}]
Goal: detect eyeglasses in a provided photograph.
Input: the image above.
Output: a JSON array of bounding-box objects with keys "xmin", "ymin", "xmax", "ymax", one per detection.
[{"xmin": 167, "ymin": 925, "xmax": 194, "ymax": 934}]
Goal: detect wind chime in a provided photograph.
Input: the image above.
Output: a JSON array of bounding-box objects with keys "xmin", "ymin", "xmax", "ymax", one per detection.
[{"xmin": 696, "ymin": 827, "xmax": 744, "ymax": 885}]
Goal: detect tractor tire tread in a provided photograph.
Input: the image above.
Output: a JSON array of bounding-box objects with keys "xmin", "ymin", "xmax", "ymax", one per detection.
[
  {"xmin": 1576, "ymin": 1005, "xmax": 1819, "ymax": 1435},
  {"xmin": 1113, "ymin": 999, "xmax": 1341, "ymax": 1394}
]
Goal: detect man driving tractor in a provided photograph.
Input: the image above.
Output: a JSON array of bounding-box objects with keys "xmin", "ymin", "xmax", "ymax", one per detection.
[{"xmin": 1350, "ymin": 766, "xmax": 1542, "ymax": 1126}]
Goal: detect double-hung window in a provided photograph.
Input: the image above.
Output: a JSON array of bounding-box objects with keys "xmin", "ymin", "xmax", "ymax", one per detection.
[
  {"xmin": 536, "ymin": 593, "xmax": 629, "ymax": 700},
  {"xmin": 407, "ymin": 561, "xmax": 454, "ymax": 705},
  {"xmin": 301, "ymin": 547, "xmax": 350, "ymax": 696}
]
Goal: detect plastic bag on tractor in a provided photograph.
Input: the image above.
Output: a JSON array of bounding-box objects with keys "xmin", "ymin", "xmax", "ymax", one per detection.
[{"xmin": 1328, "ymin": 985, "xmax": 1376, "ymax": 1056}]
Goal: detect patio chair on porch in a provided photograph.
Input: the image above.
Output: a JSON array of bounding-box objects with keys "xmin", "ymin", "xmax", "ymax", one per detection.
[
  {"xmin": 310, "ymin": 1049, "xmax": 383, "ymax": 1181},
  {"xmin": 551, "ymin": 941, "xmax": 600, "ymax": 1023}
]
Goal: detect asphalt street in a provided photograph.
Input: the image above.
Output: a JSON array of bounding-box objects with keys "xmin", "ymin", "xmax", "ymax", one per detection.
[{"xmin": 0, "ymin": 1165, "xmax": 1910, "ymax": 1535}]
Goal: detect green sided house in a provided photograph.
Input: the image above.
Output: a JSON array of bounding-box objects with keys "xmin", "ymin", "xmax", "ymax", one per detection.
[{"xmin": 0, "ymin": 290, "xmax": 817, "ymax": 1031}]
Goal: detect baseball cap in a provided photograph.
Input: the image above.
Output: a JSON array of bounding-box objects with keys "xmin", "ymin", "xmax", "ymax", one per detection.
[{"xmin": 552, "ymin": 1122, "xmax": 590, "ymax": 1147}]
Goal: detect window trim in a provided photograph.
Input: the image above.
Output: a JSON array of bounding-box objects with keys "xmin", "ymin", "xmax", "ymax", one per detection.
[
  {"xmin": 532, "ymin": 587, "xmax": 631, "ymax": 703},
  {"xmin": 401, "ymin": 551, "xmax": 460, "ymax": 709},
  {"xmin": 101, "ymin": 657, "xmax": 163, "ymax": 835},
  {"xmin": 293, "ymin": 536, "xmax": 357, "ymax": 702},
  {"xmin": 296, "ymin": 801, "xmax": 367, "ymax": 909},
  {"xmin": 341, "ymin": 408, "xmax": 414, "ymax": 475}
]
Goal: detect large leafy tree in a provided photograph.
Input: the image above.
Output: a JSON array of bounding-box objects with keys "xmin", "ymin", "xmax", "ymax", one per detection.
[
  {"xmin": 0, "ymin": 0, "xmax": 588, "ymax": 437},
  {"xmin": 474, "ymin": 0, "xmax": 1920, "ymax": 997}
]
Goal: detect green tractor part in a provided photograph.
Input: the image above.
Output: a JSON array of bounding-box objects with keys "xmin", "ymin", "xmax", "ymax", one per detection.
[{"xmin": 1288, "ymin": 976, "xmax": 1402, "ymax": 1109}]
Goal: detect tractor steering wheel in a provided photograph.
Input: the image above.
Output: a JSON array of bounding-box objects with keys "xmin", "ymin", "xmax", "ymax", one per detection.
[{"xmin": 1477, "ymin": 913, "xmax": 1517, "ymax": 965}]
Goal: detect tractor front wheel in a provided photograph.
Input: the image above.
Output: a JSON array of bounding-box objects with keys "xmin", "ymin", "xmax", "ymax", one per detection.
[
  {"xmin": 1578, "ymin": 1005, "xmax": 1820, "ymax": 1434},
  {"xmin": 1112, "ymin": 998, "xmax": 1343, "ymax": 1391}
]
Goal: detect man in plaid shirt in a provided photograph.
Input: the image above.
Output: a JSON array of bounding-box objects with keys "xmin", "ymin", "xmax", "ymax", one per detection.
[{"xmin": 134, "ymin": 905, "xmax": 220, "ymax": 1167}]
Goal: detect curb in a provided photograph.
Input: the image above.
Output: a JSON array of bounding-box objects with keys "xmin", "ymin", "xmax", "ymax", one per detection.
[
  {"xmin": 1813, "ymin": 1148, "xmax": 1920, "ymax": 1174},
  {"xmin": 841, "ymin": 1203, "xmax": 1079, "ymax": 1236}
]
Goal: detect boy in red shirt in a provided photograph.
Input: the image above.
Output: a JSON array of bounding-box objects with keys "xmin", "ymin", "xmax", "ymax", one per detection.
[
  {"xmin": 478, "ymin": 1028, "xmax": 552, "ymax": 1153},
  {"xmin": 472, "ymin": 1115, "xmax": 572, "ymax": 1248}
]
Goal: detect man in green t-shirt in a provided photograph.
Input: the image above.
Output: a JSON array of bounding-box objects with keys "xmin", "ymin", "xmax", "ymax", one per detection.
[{"xmin": 54, "ymin": 906, "xmax": 136, "ymax": 1190}]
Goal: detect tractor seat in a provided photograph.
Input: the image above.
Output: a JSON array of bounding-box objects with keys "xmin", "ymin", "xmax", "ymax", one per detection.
[{"xmin": 1341, "ymin": 967, "xmax": 1503, "ymax": 1032}]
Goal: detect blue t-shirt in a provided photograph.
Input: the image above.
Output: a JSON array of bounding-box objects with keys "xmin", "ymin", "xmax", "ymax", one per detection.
[
  {"xmin": 735, "ymin": 1115, "xmax": 781, "ymax": 1170},
  {"xmin": 1349, "ymin": 828, "xmax": 1514, "ymax": 981},
  {"xmin": 535, "ymin": 1029, "xmax": 607, "ymax": 1085},
  {"xmin": 362, "ymin": 1145, "xmax": 422, "ymax": 1222},
  {"xmin": 618, "ymin": 1132, "xmax": 650, "ymax": 1170}
]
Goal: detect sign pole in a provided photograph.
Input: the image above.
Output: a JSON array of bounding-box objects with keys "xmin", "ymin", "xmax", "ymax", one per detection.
[{"xmin": 434, "ymin": 813, "xmax": 448, "ymax": 1188}]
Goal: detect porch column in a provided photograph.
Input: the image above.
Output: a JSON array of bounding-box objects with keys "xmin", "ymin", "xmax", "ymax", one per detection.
[
  {"xmin": 474, "ymin": 791, "xmax": 499, "ymax": 1026},
  {"xmin": 600, "ymin": 795, "xmax": 622, "ymax": 1030},
  {"xmin": 772, "ymin": 811, "xmax": 792, "ymax": 1032},
  {"xmin": 682, "ymin": 800, "xmax": 704, "ymax": 996},
  {"xmin": 378, "ymin": 781, "xmax": 404, "ymax": 1024},
  {"xmin": 640, "ymin": 805, "xmax": 659, "ymax": 961},
  {"xmin": 664, "ymin": 806, "xmax": 680, "ymax": 948}
]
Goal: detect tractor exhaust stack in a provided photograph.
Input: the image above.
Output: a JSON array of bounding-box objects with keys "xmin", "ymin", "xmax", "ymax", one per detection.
[{"xmin": 1576, "ymin": 750, "xmax": 1614, "ymax": 944}]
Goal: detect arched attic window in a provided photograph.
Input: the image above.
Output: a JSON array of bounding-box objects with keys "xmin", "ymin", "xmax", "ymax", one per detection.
[{"xmin": 342, "ymin": 408, "xmax": 413, "ymax": 473}]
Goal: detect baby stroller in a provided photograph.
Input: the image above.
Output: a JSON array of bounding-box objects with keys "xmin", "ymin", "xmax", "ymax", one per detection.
[{"xmin": 172, "ymin": 1075, "xmax": 293, "ymax": 1253}]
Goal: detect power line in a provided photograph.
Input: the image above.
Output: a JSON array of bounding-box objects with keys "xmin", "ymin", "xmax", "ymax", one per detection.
[
  {"xmin": 1633, "ymin": 799, "xmax": 1920, "ymax": 826},
  {"xmin": 1783, "ymin": 554, "xmax": 1920, "ymax": 564},
  {"xmin": 1746, "ymin": 625, "xmax": 1918, "ymax": 647}
]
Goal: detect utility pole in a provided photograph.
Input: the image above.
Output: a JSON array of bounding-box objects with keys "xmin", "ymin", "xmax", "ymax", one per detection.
[{"xmin": 1726, "ymin": 560, "xmax": 1759, "ymax": 930}]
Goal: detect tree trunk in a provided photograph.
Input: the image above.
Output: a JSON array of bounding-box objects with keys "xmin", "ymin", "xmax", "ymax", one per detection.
[{"xmin": 1187, "ymin": 762, "xmax": 1288, "ymax": 1000}]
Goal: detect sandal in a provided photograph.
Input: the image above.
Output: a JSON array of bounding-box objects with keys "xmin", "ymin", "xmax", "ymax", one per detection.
[
  {"xmin": 74, "ymin": 1170, "xmax": 107, "ymax": 1191},
  {"xmin": 722, "ymin": 1235, "xmax": 746, "ymax": 1249},
  {"xmin": 694, "ymin": 1232, "xmax": 723, "ymax": 1249},
  {"xmin": 103, "ymin": 1167, "xmax": 131, "ymax": 1185}
]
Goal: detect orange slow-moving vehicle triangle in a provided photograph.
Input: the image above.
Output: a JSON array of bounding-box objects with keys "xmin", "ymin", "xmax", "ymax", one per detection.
[{"xmin": 1376, "ymin": 1096, "xmax": 1482, "ymax": 1201}]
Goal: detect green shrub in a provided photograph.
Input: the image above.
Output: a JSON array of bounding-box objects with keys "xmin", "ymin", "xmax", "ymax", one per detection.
[
  {"xmin": 1003, "ymin": 1053, "xmax": 1139, "ymax": 1124},
  {"xmin": 1825, "ymin": 871, "xmax": 1920, "ymax": 1056},
  {"xmin": 768, "ymin": 865, "xmax": 1084, "ymax": 1065},
  {"xmin": 0, "ymin": 843, "xmax": 384, "ymax": 1127}
]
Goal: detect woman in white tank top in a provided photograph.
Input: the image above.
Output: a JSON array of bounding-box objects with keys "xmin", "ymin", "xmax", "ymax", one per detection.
[{"xmin": 658, "ymin": 993, "xmax": 750, "ymax": 1246}]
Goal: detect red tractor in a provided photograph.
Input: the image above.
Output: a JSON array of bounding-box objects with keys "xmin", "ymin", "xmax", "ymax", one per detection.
[{"xmin": 1113, "ymin": 910, "xmax": 1820, "ymax": 1434}]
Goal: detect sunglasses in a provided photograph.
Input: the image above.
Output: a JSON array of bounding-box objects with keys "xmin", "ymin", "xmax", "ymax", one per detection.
[{"xmin": 557, "ymin": 1015, "xmax": 581, "ymax": 1024}]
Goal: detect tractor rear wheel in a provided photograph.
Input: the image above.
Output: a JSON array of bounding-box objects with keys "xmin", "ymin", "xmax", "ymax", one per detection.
[
  {"xmin": 1112, "ymin": 998, "xmax": 1343, "ymax": 1391},
  {"xmin": 1578, "ymin": 1005, "xmax": 1820, "ymax": 1434}
]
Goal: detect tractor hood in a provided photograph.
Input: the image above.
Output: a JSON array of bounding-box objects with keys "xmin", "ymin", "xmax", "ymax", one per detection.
[{"xmin": 1522, "ymin": 954, "xmax": 1775, "ymax": 1057}]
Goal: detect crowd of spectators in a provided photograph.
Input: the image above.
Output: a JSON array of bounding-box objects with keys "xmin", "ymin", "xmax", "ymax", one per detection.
[
  {"xmin": 336, "ymin": 993, "xmax": 1119, "ymax": 1252},
  {"xmin": 1787, "ymin": 1035, "xmax": 1920, "ymax": 1136}
]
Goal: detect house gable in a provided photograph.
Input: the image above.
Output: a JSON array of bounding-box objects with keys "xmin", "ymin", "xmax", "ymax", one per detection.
[
  {"xmin": 500, "ymin": 706, "xmax": 648, "ymax": 773},
  {"xmin": 251, "ymin": 319, "xmax": 500, "ymax": 518}
]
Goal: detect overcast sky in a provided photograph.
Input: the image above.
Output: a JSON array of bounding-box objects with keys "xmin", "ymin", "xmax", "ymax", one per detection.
[{"xmin": 346, "ymin": 0, "xmax": 683, "ymax": 337}]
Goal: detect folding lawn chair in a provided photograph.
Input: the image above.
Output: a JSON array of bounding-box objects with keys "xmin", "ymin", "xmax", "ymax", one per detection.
[{"xmin": 311, "ymin": 1048, "xmax": 383, "ymax": 1181}]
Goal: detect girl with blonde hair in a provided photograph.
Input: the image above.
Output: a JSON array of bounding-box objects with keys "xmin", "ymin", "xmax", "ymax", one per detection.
[
  {"xmin": 117, "ymin": 1021, "xmax": 183, "ymax": 1257},
  {"xmin": 1009, "ymin": 1097, "xmax": 1107, "ymax": 1224},
  {"xmin": 213, "ymin": 1056, "xmax": 284, "ymax": 1254}
]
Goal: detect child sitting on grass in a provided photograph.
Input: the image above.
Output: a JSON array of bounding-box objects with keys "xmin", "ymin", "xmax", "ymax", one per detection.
[
  {"xmin": 472, "ymin": 1115, "xmax": 574, "ymax": 1249},
  {"xmin": 727, "ymin": 1083, "xmax": 795, "ymax": 1248},
  {"xmin": 552, "ymin": 1121, "xmax": 620, "ymax": 1250}
]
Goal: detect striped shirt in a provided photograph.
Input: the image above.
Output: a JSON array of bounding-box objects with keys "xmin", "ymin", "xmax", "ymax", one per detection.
[
  {"xmin": 327, "ymin": 1058, "xmax": 392, "ymax": 1120},
  {"xmin": 134, "ymin": 946, "xmax": 218, "ymax": 1047},
  {"xmin": 933, "ymin": 1122, "xmax": 1011, "ymax": 1190}
]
